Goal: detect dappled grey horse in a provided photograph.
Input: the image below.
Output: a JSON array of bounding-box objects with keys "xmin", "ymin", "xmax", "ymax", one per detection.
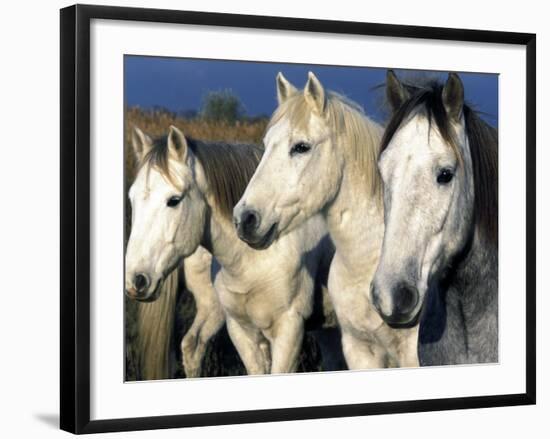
[{"xmin": 372, "ymin": 71, "xmax": 498, "ymax": 365}]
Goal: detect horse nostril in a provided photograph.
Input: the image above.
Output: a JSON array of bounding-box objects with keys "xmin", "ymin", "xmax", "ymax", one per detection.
[
  {"xmin": 134, "ymin": 273, "xmax": 149, "ymax": 293},
  {"xmin": 241, "ymin": 209, "xmax": 260, "ymax": 233},
  {"xmin": 393, "ymin": 283, "xmax": 419, "ymax": 315}
]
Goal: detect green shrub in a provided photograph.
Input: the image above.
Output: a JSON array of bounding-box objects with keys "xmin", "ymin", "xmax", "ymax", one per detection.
[{"xmin": 200, "ymin": 89, "xmax": 244, "ymax": 124}]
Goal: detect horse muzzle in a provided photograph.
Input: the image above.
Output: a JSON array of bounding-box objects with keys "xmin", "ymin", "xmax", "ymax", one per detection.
[
  {"xmin": 371, "ymin": 280, "xmax": 420, "ymax": 328},
  {"xmin": 233, "ymin": 206, "xmax": 278, "ymax": 250},
  {"xmin": 125, "ymin": 272, "xmax": 161, "ymax": 302}
]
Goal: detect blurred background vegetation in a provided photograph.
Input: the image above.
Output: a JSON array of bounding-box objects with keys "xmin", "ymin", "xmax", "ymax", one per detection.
[{"xmin": 200, "ymin": 89, "xmax": 245, "ymax": 124}]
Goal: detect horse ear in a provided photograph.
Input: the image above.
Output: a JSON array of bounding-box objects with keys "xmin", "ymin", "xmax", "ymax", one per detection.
[
  {"xmin": 131, "ymin": 126, "xmax": 153, "ymax": 162},
  {"xmin": 386, "ymin": 70, "xmax": 409, "ymax": 112},
  {"xmin": 304, "ymin": 71, "xmax": 326, "ymax": 114},
  {"xmin": 276, "ymin": 72, "xmax": 298, "ymax": 105},
  {"xmin": 442, "ymin": 72, "xmax": 464, "ymax": 120},
  {"xmin": 167, "ymin": 125, "xmax": 189, "ymax": 162}
]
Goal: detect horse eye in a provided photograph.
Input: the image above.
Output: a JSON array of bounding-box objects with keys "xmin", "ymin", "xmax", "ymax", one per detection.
[
  {"xmin": 166, "ymin": 196, "xmax": 182, "ymax": 207},
  {"xmin": 290, "ymin": 142, "xmax": 311, "ymax": 156},
  {"xmin": 437, "ymin": 168, "xmax": 454, "ymax": 185}
]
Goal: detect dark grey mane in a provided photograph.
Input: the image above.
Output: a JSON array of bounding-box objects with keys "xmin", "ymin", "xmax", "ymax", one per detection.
[
  {"xmin": 380, "ymin": 79, "xmax": 498, "ymax": 244},
  {"xmin": 143, "ymin": 135, "xmax": 263, "ymax": 219}
]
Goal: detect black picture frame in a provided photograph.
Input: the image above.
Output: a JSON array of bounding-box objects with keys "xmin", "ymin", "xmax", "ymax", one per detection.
[{"xmin": 60, "ymin": 4, "xmax": 536, "ymax": 434}]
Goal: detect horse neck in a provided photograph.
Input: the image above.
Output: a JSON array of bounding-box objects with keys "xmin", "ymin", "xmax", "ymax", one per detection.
[
  {"xmin": 199, "ymin": 192, "xmax": 249, "ymax": 276},
  {"xmin": 446, "ymin": 228, "xmax": 498, "ymax": 322},
  {"xmin": 324, "ymin": 156, "xmax": 385, "ymax": 278}
]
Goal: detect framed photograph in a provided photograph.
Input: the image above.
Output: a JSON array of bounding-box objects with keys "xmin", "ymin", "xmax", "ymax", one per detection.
[{"xmin": 60, "ymin": 4, "xmax": 536, "ymax": 434}]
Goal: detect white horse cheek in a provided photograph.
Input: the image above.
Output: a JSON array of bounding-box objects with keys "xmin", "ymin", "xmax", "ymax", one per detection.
[
  {"xmin": 154, "ymin": 242, "xmax": 177, "ymax": 277},
  {"xmin": 420, "ymin": 232, "xmax": 443, "ymax": 292}
]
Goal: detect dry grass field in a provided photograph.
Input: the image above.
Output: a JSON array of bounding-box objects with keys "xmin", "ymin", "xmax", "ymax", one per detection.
[{"xmin": 124, "ymin": 106, "xmax": 268, "ymax": 191}]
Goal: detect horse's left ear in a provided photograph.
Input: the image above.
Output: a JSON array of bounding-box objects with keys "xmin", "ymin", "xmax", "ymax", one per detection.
[
  {"xmin": 304, "ymin": 71, "xmax": 326, "ymax": 114},
  {"xmin": 442, "ymin": 72, "xmax": 464, "ymax": 121},
  {"xmin": 168, "ymin": 125, "xmax": 189, "ymax": 162}
]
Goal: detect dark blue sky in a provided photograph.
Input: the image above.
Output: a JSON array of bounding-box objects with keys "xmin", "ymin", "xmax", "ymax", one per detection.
[{"xmin": 125, "ymin": 56, "xmax": 498, "ymax": 126}]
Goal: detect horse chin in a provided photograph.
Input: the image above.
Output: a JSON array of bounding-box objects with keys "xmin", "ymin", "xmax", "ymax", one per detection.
[
  {"xmin": 242, "ymin": 223, "xmax": 279, "ymax": 250},
  {"xmin": 383, "ymin": 309, "xmax": 421, "ymax": 329},
  {"xmin": 134, "ymin": 278, "xmax": 163, "ymax": 303}
]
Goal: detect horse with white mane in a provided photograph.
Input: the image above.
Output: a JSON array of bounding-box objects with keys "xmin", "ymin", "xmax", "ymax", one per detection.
[
  {"xmin": 372, "ymin": 71, "xmax": 498, "ymax": 365},
  {"xmin": 234, "ymin": 72, "xmax": 418, "ymax": 369},
  {"xmin": 127, "ymin": 128, "xmax": 225, "ymax": 379},
  {"xmin": 125, "ymin": 126, "xmax": 335, "ymax": 375}
]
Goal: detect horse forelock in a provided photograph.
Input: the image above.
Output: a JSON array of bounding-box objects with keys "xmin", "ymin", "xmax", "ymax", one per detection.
[
  {"xmin": 139, "ymin": 135, "xmax": 183, "ymax": 191},
  {"xmin": 268, "ymin": 91, "xmax": 383, "ymax": 200}
]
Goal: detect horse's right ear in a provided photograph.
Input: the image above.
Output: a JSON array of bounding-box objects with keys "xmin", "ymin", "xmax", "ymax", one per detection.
[
  {"xmin": 442, "ymin": 72, "xmax": 464, "ymax": 121},
  {"xmin": 131, "ymin": 126, "xmax": 153, "ymax": 163},
  {"xmin": 386, "ymin": 70, "xmax": 410, "ymax": 112},
  {"xmin": 168, "ymin": 125, "xmax": 189, "ymax": 162},
  {"xmin": 276, "ymin": 72, "xmax": 298, "ymax": 105},
  {"xmin": 304, "ymin": 71, "xmax": 326, "ymax": 114}
]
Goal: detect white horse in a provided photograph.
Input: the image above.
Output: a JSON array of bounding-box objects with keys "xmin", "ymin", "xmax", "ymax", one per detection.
[
  {"xmin": 128, "ymin": 128, "xmax": 224, "ymax": 379},
  {"xmin": 234, "ymin": 72, "xmax": 418, "ymax": 369},
  {"xmin": 125, "ymin": 125, "xmax": 334, "ymax": 375},
  {"xmin": 372, "ymin": 72, "xmax": 498, "ymax": 365}
]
